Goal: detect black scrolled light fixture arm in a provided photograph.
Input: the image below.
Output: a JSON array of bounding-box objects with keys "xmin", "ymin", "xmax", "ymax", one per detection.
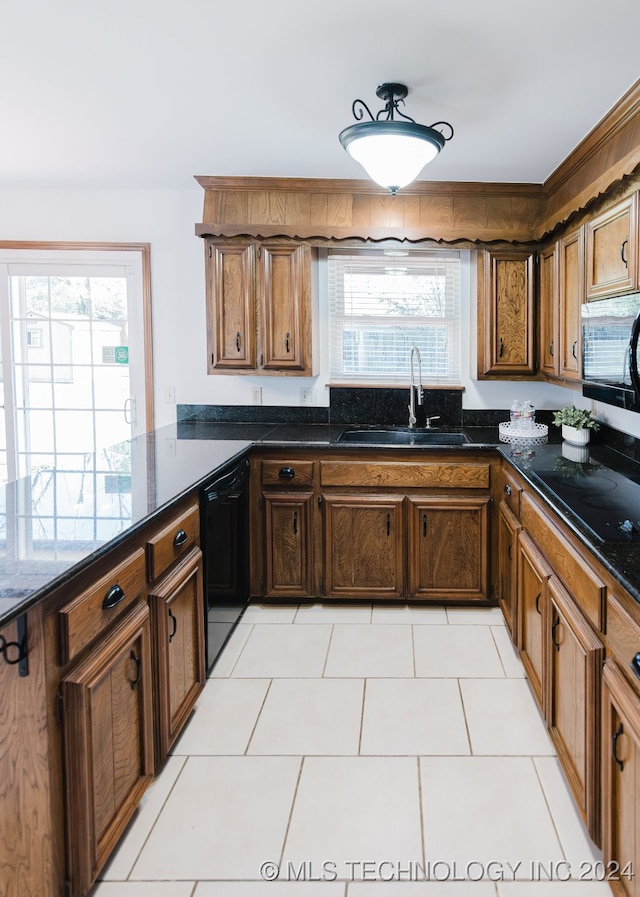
[{"xmin": 349, "ymin": 82, "xmax": 454, "ymax": 142}]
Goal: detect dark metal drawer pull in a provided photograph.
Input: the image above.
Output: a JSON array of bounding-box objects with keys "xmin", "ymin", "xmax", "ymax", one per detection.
[
  {"xmin": 130, "ymin": 650, "xmax": 142, "ymax": 690},
  {"xmin": 235, "ymin": 331, "xmax": 241, "ymax": 352},
  {"xmin": 387, "ymin": 513, "xmax": 391, "ymax": 536},
  {"xmin": 499, "ymin": 336, "xmax": 504, "ymax": 358},
  {"xmin": 621, "ymin": 238, "xmax": 629, "ymax": 268},
  {"xmin": 293, "ymin": 511, "xmax": 298, "ymax": 535},
  {"xmin": 631, "ymin": 652, "xmax": 640, "ymax": 681},
  {"xmin": 285, "ymin": 331, "xmax": 291, "ymax": 353},
  {"xmin": 612, "ymin": 723, "xmax": 624, "ymax": 772},
  {"xmin": 173, "ymin": 528, "xmax": 189, "ymax": 548},
  {"xmin": 279, "ymin": 467, "xmax": 295, "ymax": 479},
  {"xmin": 572, "ymin": 340, "xmax": 577, "ymax": 359},
  {"xmin": 504, "ymin": 484, "xmax": 512, "ymax": 496},
  {"xmin": 535, "ymin": 593, "xmax": 541, "ymax": 615},
  {"xmin": 103, "ymin": 584, "xmax": 125, "ymax": 610},
  {"xmin": 551, "ymin": 617, "xmax": 561, "ymax": 651},
  {"xmin": 423, "ymin": 514, "xmax": 427, "ymax": 537},
  {"xmin": 168, "ymin": 608, "xmax": 178, "ymax": 643}
]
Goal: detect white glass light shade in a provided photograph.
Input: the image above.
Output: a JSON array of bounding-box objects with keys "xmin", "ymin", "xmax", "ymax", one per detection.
[{"xmin": 339, "ymin": 121, "xmax": 445, "ymax": 194}]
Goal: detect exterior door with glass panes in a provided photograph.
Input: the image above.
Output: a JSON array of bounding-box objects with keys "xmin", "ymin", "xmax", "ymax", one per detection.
[{"xmin": 0, "ymin": 248, "xmax": 149, "ymax": 554}]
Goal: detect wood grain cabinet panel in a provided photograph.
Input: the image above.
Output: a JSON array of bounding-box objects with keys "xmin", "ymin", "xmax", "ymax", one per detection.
[
  {"xmin": 322, "ymin": 494, "xmax": 404, "ymax": 599},
  {"xmin": 539, "ymin": 241, "xmax": 560, "ymax": 378},
  {"xmin": 479, "ymin": 249, "xmax": 536, "ymax": 376},
  {"xmin": 559, "ymin": 227, "xmax": 585, "ymax": 381},
  {"xmin": 602, "ymin": 659, "xmax": 640, "ymax": 897},
  {"xmin": 61, "ymin": 601, "xmax": 154, "ymax": 897},
  {"xmin": 517, "ymin": 531, "xmax": 552, "ymax": 711},
  {"xmin": 546, "ymin": 576, "xmax": 603, "ymax": 842},
  {"xmin": 586, "ymin": 195, "xmax": 638, "ymax": 300},
  {"xmin": 497, "ymin": 499, "xmax": 521, "ymax": 639},
  {"xmin": 149, "ymin": 547, "xmax": 205, "ymax": 763},
  {"xmin": 259, "ymin": 243, "xmax": 311, "ymax": 372},
  {"xmin": 264, "ymin": 492, "xmax": 314, "ymax": 598},
  {"xmin": 206, "ymin": 241, "xmax": 256, "ymax": 370},
  {"xmin": 206, "ymin": 238, "xmax": 313, "ymax": 375},
  {"xmin": 407, "ymin": 496, "xmax": 490, "ymax": 601}
]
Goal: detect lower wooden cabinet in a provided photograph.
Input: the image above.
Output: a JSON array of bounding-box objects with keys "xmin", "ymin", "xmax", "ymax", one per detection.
[
  {"xmin": 61, "ymin": 601, "xmax": 154, "ymax": 897},
  {"xmin": 149, "ymin": 547, "xmax": 206, "ymax": 762},
  {"xmin": 602, "ymin": 659, "xmax": 640, "ymax": 897},
  {"xmin": 546, "ymin": 576, "xmax": 603, "ymax": 842},
  {"xmin": 263, "ymin": 492, "xmax": 314, "ymax": 598},
  {"xmin": 322, "ymin": 494, "xmax": 405, "ymax": 599},
  {"xmin": 497, "ymin": 499, "xmax": 521, "ymax": 638},
  {"xmin": 517, "ymin": 531, "xmax": 552, "ymax": 711},
  {"xmin": 407, "ymin": 496, "xmax": 489, "ymax": 601}
]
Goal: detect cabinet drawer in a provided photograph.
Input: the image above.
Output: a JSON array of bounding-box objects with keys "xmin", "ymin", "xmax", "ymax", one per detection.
[
  {"xmin": 146, "ymin": 503, "xmax": 200, "ymax": 582},
  {"xmin": 320, "ymin": 461, "xmax": 490, "ymax": 489},
  {"xmin": 607, "ymin": 593, "xmax": 640, "ymax": 693},
  {"xmin": 59, "ymin": 548, "xmax": 147, "ymax": 664},
  {"xmin": 500, "ymin": 468, "xmax": 523, "ymax": 518},
  {"xmin": 521, "ymin": 493, "xmax": 606, "ymax": 631},
  {"xmin": 262, "ymin": 460, "xmax": 314, "ymax": 487}
]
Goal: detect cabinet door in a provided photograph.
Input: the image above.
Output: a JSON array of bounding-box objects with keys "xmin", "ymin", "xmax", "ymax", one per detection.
[
  {"xmin": 480, "ymin": 250, "xmax": 536, "ymax": 376},
  {"xmin": 258, "ymin": 243, "xmax": 311, "ymax": 372},
  {"xmin": 602, "ymin": 659, "xmax": 640, "ymax": 897},
  {"xmin": 206, "ymin": 241, "xmax": 256, "ymax": 371},
  {"xmin": 497, "ymin": 499, "xmax": 521, "ymax": 639},
  {"xmin": 539, "ymin": 242, "xmax": 560, "ymax": 378},
  {"xmin": 62, "ymin": 601, "xmax": 154, "ymax": 897},
  {"xmin": 547, "ymin": 576, "xmax": 603, "ymax": 842},
  {"xmin": 407, "ymin": 496, "xmax": 490, "ymax": 601},
  {"xmin": 149, "ymin": 547, "xmax": 206, "ymax": 762},
  {"xmin": 586, "ymin": 195, "xmax": 638, "ymax": 300},
  {"xmin": 323, "ymin": 494, "xmax": 404, "ymax": 599},
  {"xmin": 559, "ymin": 227, "xmax": 584, "ymax": 380},
  {"xmin": 264, "ymin": 492, "xmax": 314, "ymax": 598},
  {"xmin": 517, "ymin": 531, "xmax": 552, "ymax": 711}
]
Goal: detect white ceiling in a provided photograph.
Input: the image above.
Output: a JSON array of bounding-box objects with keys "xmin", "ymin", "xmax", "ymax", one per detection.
[{"xmin": 2, "ymin": 0, "xmax": 640, "ymax": 191}]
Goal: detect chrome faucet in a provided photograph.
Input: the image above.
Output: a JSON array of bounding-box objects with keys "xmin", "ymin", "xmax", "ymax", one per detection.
[{"xmin": 408, "ymin": 346, "xmax": 423, "ymax": 428}]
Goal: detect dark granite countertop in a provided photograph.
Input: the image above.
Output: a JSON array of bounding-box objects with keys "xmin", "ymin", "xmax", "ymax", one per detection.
[
  {"xmin": 3, "ymin": 418, "xmax": 640, "ymax": 630},
  {"xmin": 498, "ymin": 442, "xmax": 640, "ymax": 606}
]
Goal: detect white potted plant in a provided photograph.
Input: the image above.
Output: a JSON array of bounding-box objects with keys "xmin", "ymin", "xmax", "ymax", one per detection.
[{"xmin": 552, "ymin": 405, "xmax": 600, "ymax": 446}]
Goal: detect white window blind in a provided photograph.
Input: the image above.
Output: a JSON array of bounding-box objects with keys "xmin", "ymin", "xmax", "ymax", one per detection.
[{"xmin": 328, "ymin": 250, "xmax": 461, "ymax": 384}]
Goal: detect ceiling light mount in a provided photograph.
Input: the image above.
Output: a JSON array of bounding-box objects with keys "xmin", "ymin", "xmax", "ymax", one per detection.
[{"xmin": 339, "ymin": 82, "xmax": 454, "ymax": 195}]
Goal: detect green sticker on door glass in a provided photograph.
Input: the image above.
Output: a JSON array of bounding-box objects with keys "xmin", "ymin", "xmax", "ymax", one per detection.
[{"xmin": 115, "ymin": 346, "xmax": 129, "ymax": 364}]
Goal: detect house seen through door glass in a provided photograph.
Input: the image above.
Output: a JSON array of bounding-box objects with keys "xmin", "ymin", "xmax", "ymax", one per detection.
[{"xmin": 0, "ymin": 249, "xmax": 149, "ymax": 555}]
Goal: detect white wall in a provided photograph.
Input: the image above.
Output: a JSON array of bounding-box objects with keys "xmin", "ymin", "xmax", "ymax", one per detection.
[{"xmin": 1, "ymin": 185, "xmax": 640, "ymax": 438}]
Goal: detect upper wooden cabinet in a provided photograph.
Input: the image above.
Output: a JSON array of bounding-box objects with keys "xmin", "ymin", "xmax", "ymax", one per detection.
[
  {"xmin": 559, "ymin": 227, "xmax": 585, "ymax": 381},
  {"xmin": 478, "ymin": 249, "xmax": 536, "ymax": 377},
  {"xmin": 586, "ymin": 194, "xmax": 638, "ymax": 299},
  {"xmin": 206, "ymin": 238, "xmax": 314, "ymax": 375},
  {"xmin": 539, "ymin": 242, "xmax": 559, "ymax": 378}
]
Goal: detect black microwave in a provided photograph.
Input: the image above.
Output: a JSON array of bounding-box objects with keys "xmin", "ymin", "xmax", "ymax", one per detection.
[{"xmin": 582, "ymin": 292, "xmax": 640, "ymax": 411}]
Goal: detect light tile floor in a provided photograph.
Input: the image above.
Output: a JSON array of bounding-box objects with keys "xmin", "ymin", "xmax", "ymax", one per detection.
[{"xmin": 97, "ymin": 604, "xmax": 615, "ymax": 896}]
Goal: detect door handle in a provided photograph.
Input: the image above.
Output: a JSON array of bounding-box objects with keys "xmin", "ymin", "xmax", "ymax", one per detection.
[
  {"xmin": 173, "ymin": 528, "xmax": 189, "ymax": 548},
  {"xmin": 621, "ymin": 238, "xmax": 629, "ymax": 268},
  {"xmin": 235, "ymin": 331, "xmax": 241, "ymax": 352},
  {"xmin": 124, "ymin": 397, "xmax": 136, "ymax": 425},
  {"xmin": 130, "ymin": 650, "xmax": 142, "ymax": 690},
  {"xmin": 551, "ymin": 617, "xmax": 561, "ymax": 651},
  {"xmin": 293, "ymin": 511, "xmax": 298, "ymax": 535},
  {"xmin": 535, "ymin": 593, "xmax": 541, "ymax": 615},
  {"xmin": 168, "ymin": 608, "xmax": 178, "ymax": 643},
  {"xmin": 285, "ymin": 332, "xmax": 291, "ymax": 354},
  {"xmin": 386, "ymin": 513, "xmax": 391, "ymax": 536},
  {"xmin": 612, "ymin": 723, "xmax": 624, "ymax": 772},
  {"xmin": 499, "ymin": 336, "xmax": 504, "ymax": 358},
  {"xmin": 103, "ymin": 584, "xmax": 125, "ymax": 610}
]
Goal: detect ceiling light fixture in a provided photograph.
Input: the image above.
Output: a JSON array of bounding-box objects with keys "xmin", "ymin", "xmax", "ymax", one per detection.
[{"xmin": 339, "ymin": 82, "xmax": 454, "ymax": 195}]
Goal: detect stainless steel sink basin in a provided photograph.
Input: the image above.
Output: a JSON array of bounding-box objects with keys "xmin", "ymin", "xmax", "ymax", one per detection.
[{"xmin": 337, "ymin": 428, "xmax": 469, "ymax": 446}]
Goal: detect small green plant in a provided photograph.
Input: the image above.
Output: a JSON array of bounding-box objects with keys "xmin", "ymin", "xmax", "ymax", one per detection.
[{"xmin": 552, "ymin": 405, "xmax": 600, "ymax": 431}]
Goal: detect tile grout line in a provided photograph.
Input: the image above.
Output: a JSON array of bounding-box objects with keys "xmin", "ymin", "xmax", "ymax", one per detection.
[
  {"xmin": 117, "ymin": 753, "xmax": 189, "ymax": 883},
  {"xmin": 321, "ymin": 621, "xmax": 335, "ymax": 677},
  {"xmin": 277, "ymin": 755, "xmax": 305, "ymax": 873},
  {"xmin": 457, "ymin": 676, "xmax": 474, "ymax": 756},
  {"xmin": 243, "ymin": 677, "xmax": 274, "ymax": 755},
  {"xmin": 358, "ymin": 678, "xmax": 367, "ymax": 755}
]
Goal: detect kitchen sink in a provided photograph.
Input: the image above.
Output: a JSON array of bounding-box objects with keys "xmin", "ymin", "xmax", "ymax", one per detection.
[{"xmin": 337, "ymin": 428, "xmax": 469, "ymax": 446}]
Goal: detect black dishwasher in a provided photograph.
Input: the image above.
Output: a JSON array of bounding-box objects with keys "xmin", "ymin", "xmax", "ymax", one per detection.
[{"xmin": 200, "ymin": 456, "xmax": 250, "ymax": 671}]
